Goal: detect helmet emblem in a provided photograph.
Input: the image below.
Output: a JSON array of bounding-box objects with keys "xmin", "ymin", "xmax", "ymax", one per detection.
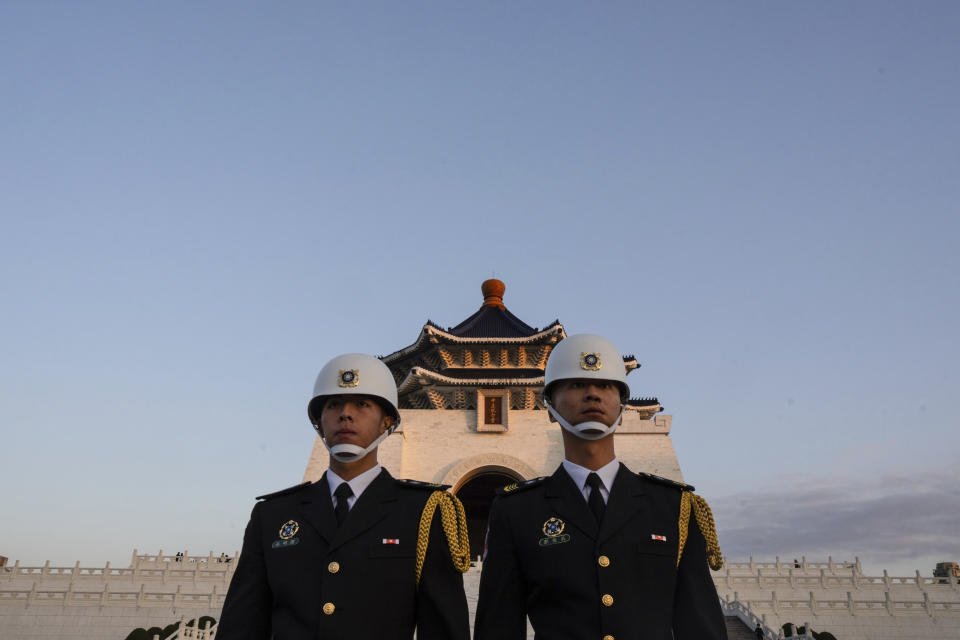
[
  {"xmin": 542, "ymin": 517, "xmax": 565, "ymax": 537},
  {"xmin": 279, "ymin": 520, "xmax": 300, "ymax": 540},
  {"xmin": 580, "ymin": 352, "xmax": 602, "ymax": 371},
  {"xmin": 338, "ymin": 369, "xmax": 359, "ymax": 387}
]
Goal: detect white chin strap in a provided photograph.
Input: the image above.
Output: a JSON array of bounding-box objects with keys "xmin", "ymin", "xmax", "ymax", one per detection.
[
  {"xmin": 544, "ymin": 400, "xmax": 623, "ymax": 441},
  {"xmin": 321, "ymin": 426, "xmax": 396, "ymax": 463}
]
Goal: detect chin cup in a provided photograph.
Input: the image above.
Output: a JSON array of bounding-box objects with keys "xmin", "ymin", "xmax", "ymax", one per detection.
[
  {"xmin": 545, "ymin": 401, "xmax": 622, "ymax": 441},
  {"xmin": 321, "ymin": 427, "xmax": 395, "ymax": 463}
]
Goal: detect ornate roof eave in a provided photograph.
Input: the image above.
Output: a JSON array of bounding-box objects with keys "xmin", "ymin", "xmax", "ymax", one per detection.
[
  {"xmin": 383, "ymin": 321, "xmax": 566, "ymax": 364},
  {"xmin": 397, "ymin": 366, "xmax": 545, "ymax": 394}
]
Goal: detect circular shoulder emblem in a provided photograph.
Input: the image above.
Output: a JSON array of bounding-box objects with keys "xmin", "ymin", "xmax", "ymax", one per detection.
[
  {"xmin": 279, "ymin": 520, "xmax": 300, "ymax": 540},
  {"xmin": 338, "ymin": 369, "xmax": 359, "ymax": 388},
  {"xmin": 542, "ymin": 516, "xmax": 565, "ymax": 537},
  {"xmin": 580, "ymin": 352, "xmax": 602, "ymax": 371}
]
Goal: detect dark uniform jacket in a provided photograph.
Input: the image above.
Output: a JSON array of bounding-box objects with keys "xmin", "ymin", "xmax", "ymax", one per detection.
[
  {"xmin": 218, "ymin": 468, "xmax": 470, "ymax": 640},
  {"xmin": 474, "ymin": 463, "xmax": 726, "ymax": 640}
]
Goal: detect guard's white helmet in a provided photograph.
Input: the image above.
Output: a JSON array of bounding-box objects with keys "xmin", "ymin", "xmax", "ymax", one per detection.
[
  {"xmin": 544, "ymin": 334, "xmax": 630, "ymax": 402},
  {"xmin": 307, "ymin": 353, "xmax": 400, "ymax": 462},
  {"xmin": 543, "ymin": 334, "xmax": 630, "ymax": 441}
]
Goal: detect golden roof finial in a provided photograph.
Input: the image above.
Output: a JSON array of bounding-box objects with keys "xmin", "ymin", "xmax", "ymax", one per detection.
[{"xmin": 481, "ymin": 279, "xmax": 506, "ymax": 309}]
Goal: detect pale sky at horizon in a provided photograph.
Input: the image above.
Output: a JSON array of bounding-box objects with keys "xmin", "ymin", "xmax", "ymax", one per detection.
[{"xmin": 2, "ymin": 2, "xmax": 958, "ymax": 577}]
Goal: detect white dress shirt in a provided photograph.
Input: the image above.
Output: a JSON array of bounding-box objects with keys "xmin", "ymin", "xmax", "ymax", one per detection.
[
  {"xmin": 326, "ymin": 464, "xmax": 382, "ymax": 511},
  {"xmin": 561, "ymin": 457, "xmax": 620, "ymax": 505}
]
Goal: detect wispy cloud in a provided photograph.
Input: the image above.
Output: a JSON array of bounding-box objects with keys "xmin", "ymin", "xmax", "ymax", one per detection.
[{"xmin": 710, "ymin": 472, "xmax": 960, "ymax": 574}]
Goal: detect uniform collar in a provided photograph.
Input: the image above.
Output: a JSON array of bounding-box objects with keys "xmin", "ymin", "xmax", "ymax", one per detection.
[
  {"xmin": 561, "ymin": 457, "xmax": 620, "ymax": 493},
  {"xmin": 326, "ymin": 463, "xmax": 382, "ymax": 501}
]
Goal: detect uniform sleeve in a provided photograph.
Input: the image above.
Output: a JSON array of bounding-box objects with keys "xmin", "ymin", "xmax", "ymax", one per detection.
[
  {"xmin": 473, "ymin": 498, "xmax": 527, "ymax": 640},
  {"xmin": 672, "ymin": 508, "xmax": 727, "ymax": 640},
  {"xmin": 217, "ymin": 502, "xmax": 272, "ymax": 640},
  {"xmin": 415, "ymin": 502, "xmax": 470, "ymax": 640}
]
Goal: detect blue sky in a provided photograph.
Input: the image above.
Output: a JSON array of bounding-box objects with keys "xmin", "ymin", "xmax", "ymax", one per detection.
[{"xmin": 2, "ymin": 2, "xmax": 958, "ymax": 576}]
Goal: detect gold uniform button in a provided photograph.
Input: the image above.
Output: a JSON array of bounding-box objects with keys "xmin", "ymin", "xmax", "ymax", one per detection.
[
  {"xmin": 327, "ymin": 561, "xmax": 340, "ymax": 574},
  {"xmin": 603, "ymin": 636, "xmax": 615, "ymax": 640},
  {"xmin": 322, "ymin": 602, "xmax": 335, "ymax": 615},
  {"xmin": 602, "ymin": 594, "xmax": 614, "ymax": 607},
  {"xmin": 598, "ymin": 555, "xmax": 610, "ymax": 567}
]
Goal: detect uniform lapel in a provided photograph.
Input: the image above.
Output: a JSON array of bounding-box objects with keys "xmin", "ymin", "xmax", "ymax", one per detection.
[
  {"xmin": 598, "ymin": 464, "xmax": 645, "ymax": 544},
  {"xmin": 545, "ymin": 465, "xmax": 599, "ymax": 539},
  {"xmin": 296, "ymin": 475, "xmax": 338, "ymax": 545},
  {"xmin": 328, "ymin": 468, "xmax": 396, "ymax": 553}
]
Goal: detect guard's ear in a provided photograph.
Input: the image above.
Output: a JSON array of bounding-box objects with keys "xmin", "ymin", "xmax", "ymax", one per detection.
[{"xmin": 381, "ymin": 414, "xmax": 396, "ymax": 432}]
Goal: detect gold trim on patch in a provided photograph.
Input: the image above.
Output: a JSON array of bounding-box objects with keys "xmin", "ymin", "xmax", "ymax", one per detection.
[
  {"xmin": 542, "ymin": 517, "xmax": 565, "ymax": 537},
  {"xmin": 338, "ymin": 369, "xmax": 359, "ymax": 387},
  {"xmin": 279, "ymin": 520, "xmax": 299, "ymax": 540},
  {"xmin": 580, "ymin": 352, "xmax": 602, "ymax": 371}
]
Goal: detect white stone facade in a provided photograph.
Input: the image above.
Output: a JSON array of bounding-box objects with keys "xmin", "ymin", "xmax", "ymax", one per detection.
[{"xmin": 303, "ymin": 407, "xmax": 682, "ymax": 486}]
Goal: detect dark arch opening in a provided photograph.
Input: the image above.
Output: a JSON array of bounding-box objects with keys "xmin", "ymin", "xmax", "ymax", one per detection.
[{"xmin": 455, "ymin": 471, "xmax": 521, "ymax": 561}]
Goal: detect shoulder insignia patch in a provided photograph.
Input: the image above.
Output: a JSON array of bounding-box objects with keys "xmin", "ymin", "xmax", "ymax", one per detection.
[
  {"xmin": 396, "ymin": 478, "xmax": 451, "ymax": 490},
  {"xmin": 256, "ymin": 481, "xmax": 312, "ymax": 501},
  {"xmin": 496, "ymin": 477, "xmax": 546, "ymax": 496},
  {"xmin": 636, "ymin": 472, "xmax": 695, "ymax": 492}
]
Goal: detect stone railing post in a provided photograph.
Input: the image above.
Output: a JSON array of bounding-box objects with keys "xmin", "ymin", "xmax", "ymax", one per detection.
[
  {"xmin": 100, "ymin": 582, "xmax": 110, "ymax": 607},
  {"xmin": 789, "ymin": 568, "xmax": 796, "ymax": 588},
  {"xmin": 163, "ymin": 562, "xmax": 169, "ymax": 585},
  {"xmin": 41, "ymin": 560, "xmax": 50, "ymax": 578},
  {"xmin": 8, "ymin": 560, "xmax": 20, "ymax": 581},
  {"xmin": 809, "ymin": 591, "xmax": 816, "ymax": 616},
  {"xmin": 847, "ymin": 591, "xmax": 855, "ymax": 616},
  {"xmin": 885, "ymin": 591, "xmax": 894, "ymax": 616},
  {"xmin": 174, "ymin": 584, "xmax": 183, "ymax": 610},
  {"xmin": 775, "ymin": 556, "xmax": 781, "ymax": 573},
  {"xmin": 801, "ymin": 556, "xmax": 807, "ymax": 571},
  {"xmin": 819, "ymin": 569, "xmax": 826, "ymax": 589},
  {"xmin": 852, "ymin": 568, "xmax": 859, "ymax": 590},
  {"xmin": 915, "ymin": 570, "xmax": 925, "ymax": 591},
  {"xmin": 923, "ymin": 591, "xmax": 933, "ymax": 618},
  {"xmin": 750, "ymin": 556, "xmax": 756, "ymax": 572},
  {"xmin": 27, "ymin": 582, "xmax": 38, "ymax": 607},
  {"xmin": 73, "ymin": 560, "xmax": 81, "ymax": 578},
  {"xmin": 855, "ymin": 556, "xmax": 862, "ymax": 575},
  {"xmin": 758, "ymin": 570, "xmax": 764, "ymax": 588},
  {"xmin": 131, "ymin": 548, "xmax": 139, "ymax": 568},
  {"xmin": 104, "ymin": 560, "xmax": 111, "ymax": 580},
  {"xmin": 65, "ymin": 581, "xmax": 74, "ymax": 606},
  {"xmin": 828, "ymin": 556, "xmax": 834, "ymax": 573},
  {"xmin": 883, "ymin": 570, "xmax": 892, "ymax": 590},
  {"xmin": 137, "ymin": 584, "xmax": 145, "ymax": 609},
  {"xmin": 771, "ymin": 591, "xmax": 779, "ymax": 616}
]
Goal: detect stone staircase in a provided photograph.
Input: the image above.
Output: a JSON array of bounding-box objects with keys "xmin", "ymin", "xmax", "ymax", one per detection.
[{"xmin": 726, "ymin": 616, "xmax": 759, "ymax": 639}]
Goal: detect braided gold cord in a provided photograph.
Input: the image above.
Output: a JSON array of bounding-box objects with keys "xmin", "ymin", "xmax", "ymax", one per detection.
[
  {"xmin": 415, "ymin": 491, "xmax": 472, "ymax": 585},
  {"xmin": 677, "ymin": 491, "xmax": 692, "ymax": 568},
  {"xmin": 676, "ymin": 491, "xmax": 724, "ymax": 571}
]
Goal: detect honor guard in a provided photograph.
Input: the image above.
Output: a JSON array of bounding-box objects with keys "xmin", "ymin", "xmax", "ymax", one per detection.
[
  {"xmin": 474, "ymin": 334, "xmax": 727, "ymax": 640},
  {"xmin": 218, "ymin": 353, "xmax": 470, "ymax": 640}
]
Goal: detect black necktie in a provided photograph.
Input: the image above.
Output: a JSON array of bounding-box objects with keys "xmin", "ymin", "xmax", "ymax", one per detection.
[
  {"xmin": 586, "ymin": 473, "xmax": 606, "ymax": 525},
  {"xmin": 334, "ymin": 482, "xmax": 353, "ymax": 527}
]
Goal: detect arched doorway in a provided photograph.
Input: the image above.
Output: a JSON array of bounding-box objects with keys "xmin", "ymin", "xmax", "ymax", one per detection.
[{"xmin": 455, "ymin": 470, "xmax": 522, "ymax": 561}]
